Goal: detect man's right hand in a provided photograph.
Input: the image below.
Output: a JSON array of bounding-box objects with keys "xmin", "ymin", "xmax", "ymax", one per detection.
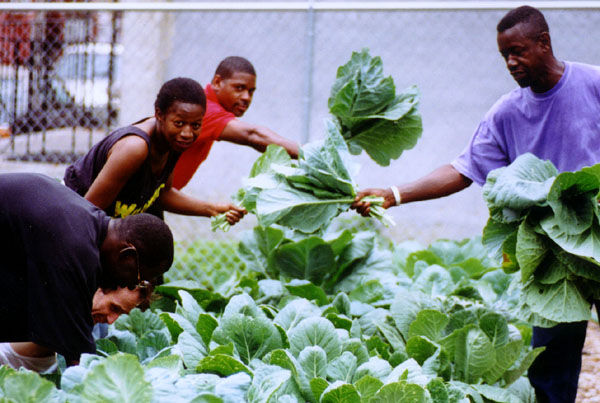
[{"xmin": 351, "ymin": 188, "xmax": 395, "ymax": 217}]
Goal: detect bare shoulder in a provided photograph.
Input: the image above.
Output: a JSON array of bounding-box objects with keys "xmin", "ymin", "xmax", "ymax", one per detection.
[{"xmin": 109, "ymin": 133, "xmax": 149, "ymax": 162}]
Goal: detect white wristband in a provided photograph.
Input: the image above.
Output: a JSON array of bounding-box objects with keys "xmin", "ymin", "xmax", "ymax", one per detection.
[{"xmin": 390, "ymin": 186, "xmax": 401, "ymax": 206}]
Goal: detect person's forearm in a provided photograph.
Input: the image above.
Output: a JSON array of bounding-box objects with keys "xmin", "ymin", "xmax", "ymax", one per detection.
[
  {"xmin": 248, "ymin": 126, "xmax": 299, "ymax": 158},
  {"xmin": 10, "ymin": 342, "xmax": 54, "ymax": 357},
  {"xmin": 397, "ymin": 164, "xmax": 472, "ymax": 204},
  {"xmin": 159, "ymin": 188, "xmax": 220, "ymax": 216}
]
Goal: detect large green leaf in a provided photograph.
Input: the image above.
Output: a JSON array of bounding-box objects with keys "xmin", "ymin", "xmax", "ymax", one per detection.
[
  {"xmin": 288, "ymin": 317, "xmax": 342, "ymax": 361},
  {"xmin": 482, "ymin": 153, "xmax": 557, "ymax": 222},
  {"xmin": 481, "ymin": 339, "xmax": 522, "ymax": 385},
  {"xmin": 273, "ymin": 237, "xmax": 336, "ymax": 284},
  {"xmin": 540, "ymin": 215, "xmax": 600, "ymax": 262},
  {"xmin": 354, "ymin": 375, "xmax": 383, "ymax": 401},
  {"xmin": 352, "ymin": 357, "xmax": 392, "ymax": 382},
  {"xmin": 320, "ymin": 381, "xmax": 361, "ymax": 403},
  {"xmin": 197, "ymin": 313, "xmax": 219, "ymax": 347},
  {"xmin": 80, "ymin": 354, "xmax": 152, "ymax": 403},
  {"xmin": 546, "ymin": 170, "xmax": 600, "ymax": 236},
  {"xmin": 522, "ymin": 279, "xmax": 591, "ymax": 323},
  {"xmin": 341, "ymin": 338, "xmax": 370, "ymax": 366},
  {"xmin": 370, "ymin": 382, "xmax": 428, "ymax": 403},
  {"xmin": 478, "ymin": 312, "xmax": 509, "ymax": 348},
  {"xmin": 246, "ymin": 364, "xmax": 291, "ymax": 403},
  {"xmin": 299, "ymin": 122, "xmax": 357, "ymax": 197},
  {"xmin": 390, "ymin": 290, "xmax": 440, "ymax": 340},
  {"xmin": 345, "ymin": 103, "xmax": 422, "ymax": 166},
  {"xmin": 376, "ymin": 321, "xmax": 406, "ymax": 354},
  {"xmin": 136, "ymin": 329, "xmax": 171, "ymax": 363},
  {"xmin": 177, "ymin": 331, "xmax": 208, "ymax": 368},
  {"xmin": 273, "ymin": 298, "xmax": 322, "ymax": 332},
  {"xmin": 426, "ymin": 378, "xmax": 450, "ymax": 403},
  {"xmin": 298, "ymin": 346, "xmax": 328, "ymax": 380},
  {"xmin": 535, "ymin": 255, "xmax": 570, "ymax": 285},
  {"xmin": 411, "ymin": 265, "xmax": 454, "ymax": 297},
  {"xmin": 328, "ymin": 48, "xmax": 422, "ymax": 166},
  {"xmin": 516, "ymin": 219, "xmax": 549, "ymax": 281},
  {"xmin": 329, "ymin": 49, "xmax": 394, "ymax": 117},
  {"xmin": 1, "ymin": 371, "xmax": 56, "ymax": 402},
  {"xmin": 482, "ymin": 218, "xmax": 519, "ymax": 262},
  {"xmin": 256, "ymin": 187, "xmax": 350, "ymax": 234},
  {"xmin": 250, "ymin": 144, "xmax": 292, "ymax": 178},
  {"xmin": 406, "ymin": 336, "xmax": 441, "ymax": 366},
  {"xmin": 238, "ymin": 226, "xmax": 285, "ymax": 276},
  {"xmin": 327, "ymin": 351, "xmax": 358, "ymax": 383},
  {"xmin": 453, "ymin": 326, "xmax": 497, "ymax": 384},
  {"xmin": 285, "ymin": 280, "xmax": 329, "ymax": 306},
  {"xmin": 556, "ymin": 250, "xmax": 600, "ymax": 283},
  {"xmin": 196, "ymin": 354, "xmax": 252, "ymax": 377},
  {"xmin": 214, "ymin": 314, "xmax": 282, "ymax": 364},
  {"xmin": 114, "ymin": 308, "xmax": 165, "ymax": 339},
  {"xmin": 407, "ymin": 309, "xmax": 449, "ymax": 342},
  {"xmin": 267, "ymin": 349, "xmax": 315, "ymax": 403},
  {"xmin": 502, "ymin": 347, "xmax": 545, "ymax": 386},
  {"xmin": 472, "ymin": 384, "xmax": 521, "ymax": 403}
]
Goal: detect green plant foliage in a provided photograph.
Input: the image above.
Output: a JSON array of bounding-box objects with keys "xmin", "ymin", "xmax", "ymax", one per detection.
[
  {"xmin": 482, "ymin": 153, "xmax": 600, "ymax": 325},
  {"xmin": 328, "ymin": 48, "xmax": 423, "ymax": 166},
  {"xmin": 0, "ymin": 234, "xmax": 542, "ymax": 402}
]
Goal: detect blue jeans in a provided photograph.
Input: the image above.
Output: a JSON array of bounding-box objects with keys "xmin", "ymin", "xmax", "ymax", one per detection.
[{"xmin": 529, "ymin": 302, "xmax": 599, "ymax": 403}]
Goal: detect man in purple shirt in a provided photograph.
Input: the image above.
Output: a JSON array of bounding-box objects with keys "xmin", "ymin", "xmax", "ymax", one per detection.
[{"xmin": 353, "ymin": 6, "xmax": 600, "ymax": 403}]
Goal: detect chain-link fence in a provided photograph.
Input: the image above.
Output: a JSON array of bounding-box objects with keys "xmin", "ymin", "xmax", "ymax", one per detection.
[{"xmin": 1, "ymin": 1, "xmax": 599, "ymax": 273}]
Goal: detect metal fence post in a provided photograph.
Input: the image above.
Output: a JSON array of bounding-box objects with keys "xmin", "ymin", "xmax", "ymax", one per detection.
[{"xmin": 301, "ymin": 0, "xmax": 315, "ymax": 144}]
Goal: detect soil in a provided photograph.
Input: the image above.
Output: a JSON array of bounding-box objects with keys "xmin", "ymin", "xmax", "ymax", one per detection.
[{"xmin": 576, "ymin": 320, "xmax": 600, "ymax": 402}]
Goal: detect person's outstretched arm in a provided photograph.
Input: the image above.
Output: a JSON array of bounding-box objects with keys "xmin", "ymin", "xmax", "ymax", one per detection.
[
  {"xmin": 219, "ymin": 119, "xmax": 299, "ymax": 158},
  {"xmin": 352, "ymin": 164, "xmax": 472, "ymax": 216},
  {"xmin": 158, "ymin": 176, "xmax": 246, "ymax": 225}
]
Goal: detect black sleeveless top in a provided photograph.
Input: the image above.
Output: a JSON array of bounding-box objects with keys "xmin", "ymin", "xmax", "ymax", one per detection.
[{"xmin": 64, "ymin": 125, "xmax": 179, "ymax": 218}]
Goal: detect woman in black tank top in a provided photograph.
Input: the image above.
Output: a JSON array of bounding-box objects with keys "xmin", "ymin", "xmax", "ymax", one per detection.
[{"xmin": 64, "ymin": 77, "xmax": 246, "ymax": 224}]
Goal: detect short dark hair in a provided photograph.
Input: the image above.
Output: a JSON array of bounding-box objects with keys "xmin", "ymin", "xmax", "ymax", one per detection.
[
  {"xmin": 214, "ymin": 56, "xmax": 256, "ymax": 79},
  {"xmin": 497, "ymin": 6, "xmax": 549, "ymax": 37},
  {"xmin": 120, "ymin": 213, "xmax": 174, "ymax": 280},
  {"xmin": 154, "ymin": 77, "xmax": 206, "ymax": 114}
]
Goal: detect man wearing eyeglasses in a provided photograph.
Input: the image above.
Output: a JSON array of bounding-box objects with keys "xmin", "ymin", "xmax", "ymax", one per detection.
[{"xmin": 0, "ymin": 172, "xmax": 174, "ymax": 366}]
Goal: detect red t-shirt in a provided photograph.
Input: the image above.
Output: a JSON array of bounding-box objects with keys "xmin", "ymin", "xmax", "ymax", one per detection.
[{"xmin": 172, "ymin": 84, "xmax": 235, "ymax": 189}]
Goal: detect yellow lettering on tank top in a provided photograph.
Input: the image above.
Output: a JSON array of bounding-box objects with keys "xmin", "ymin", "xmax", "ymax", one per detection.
[{"xmin": 112, "ymin": 184, "xmax": 166, "ymax": 218}]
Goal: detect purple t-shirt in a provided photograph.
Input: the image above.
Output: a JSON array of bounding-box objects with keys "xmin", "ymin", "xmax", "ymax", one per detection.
[{"xmin": 452, "ymin": 62, "xmax": 600, "ymax": 186}]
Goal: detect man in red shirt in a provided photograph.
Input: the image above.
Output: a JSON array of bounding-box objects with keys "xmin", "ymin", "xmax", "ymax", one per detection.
[{"xmin": 172, "ymin": 56, "xmax": 299, "ymax": 190}]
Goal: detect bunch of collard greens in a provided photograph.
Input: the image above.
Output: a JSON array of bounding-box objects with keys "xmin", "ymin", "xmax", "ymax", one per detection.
[
  {"xmin": 328, "ymin": 48, "xmax": 423, "ymax": 166},
  {"xmin": 1, "ymin": 237, "xmax": 541, "ymax": 402},
  {"xmin": 234, "ymin": 126, "xmax": 393, "ymax": 234},
  {"xmin": 482, "ymin": 153, "xmax": 600, "ymax": 326}
]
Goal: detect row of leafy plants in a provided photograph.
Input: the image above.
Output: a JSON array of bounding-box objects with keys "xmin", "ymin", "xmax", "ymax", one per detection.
[{"xmin": 0, "ymin": 229, "xmax": 541, "ymax": 402}]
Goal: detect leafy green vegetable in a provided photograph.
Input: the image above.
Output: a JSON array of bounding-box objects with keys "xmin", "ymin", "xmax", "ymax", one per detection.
[
  {"xmin": 211, "ymin": 213, "xmax": 231, "ymax": 232},
  {"xmin": 483, "ymin": 153, "xmax": 600, "ymax": 324},
  {"xmin": 0, "ymin": 227, "xmax": 541, "ymax": 401},
  {"xmin": 328, "ymin": 48, "xmax": 423, "ymax": 166},
  {"xmin": 236, "ymin": 127, "xmax": 393, "ymax": 234}
]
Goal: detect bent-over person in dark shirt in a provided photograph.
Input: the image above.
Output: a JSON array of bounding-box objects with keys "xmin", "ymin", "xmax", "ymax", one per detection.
[{"xmin": 0, "ymin": 173, "xmax": 174, "ymax": 366}]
